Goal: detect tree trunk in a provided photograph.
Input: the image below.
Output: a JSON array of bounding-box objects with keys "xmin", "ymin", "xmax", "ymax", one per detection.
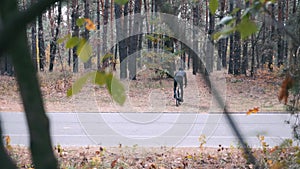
[
  {"xmin": 121, "ymin": 3, "xmax": 129, "ymax": 78},
  {"xmin": 128, "ymin": 0, "xmax": 141, "ymax": 80},
  {"xmin": 115, "ymin": 2, "xmax": 124, "ymax": 78},
  {"xmin": 241, "ymin": 0, "xmax": 250, "ymax": 75},
  {"xmin": 233, "ymin": 0, "xmax": 241, "ymax": 75},
  {"xmin": 97, "ymin": 0, "xmax": 101, "ymax": 69},
  {"xmin": 192, "ymin": 4, "xmax": 199, "ymax": 75},
  {"xmin": 152, "ymin": 0, "xmax": 158, "ymax": 50},
  {"xmin": 0, "ymin": 54, "xmax": 5, "ymax": 75},
  {"xmin": 242, "ymin": 39, "xmax": 248, "ymax": 74},
  {"xmin": 110, "ymin": 0, "xmax": 115, "ymax": 65},
  {"xmin": 206, "ymin": 7, "xmax": 215, "ymax": 74},
  {"xmin": 115, "ymin": 4, "xmax": 128, "ymax": 79},
  {"xmin": 102, "ymin": 0, "xmax": 109, "ymax": 65},
  {"xmin": 0, "ymin": 0, "xmax": 58, "ymax": 168},
  {"xmin": 83, "ymin": 0, "xmax": 91, "ymax": 69},
  {"xmin": 0, "ymin": 53, "xmax": 13, "ymax": 75},
  {"xmin": 277, "ymin": 0, "xmax": 284, "ymax": 67},
  {"xmin": 49, "ymin": 2, "xmax": 62, "ymax": 72},
  {"xmin": 38, "ymin": 14, "xmax": 45, "ymax": 71},
  {"xmin": 31, "ymin": 10, "xmax": 37, "ymax": 71},
  {"xmin": 217, "ymin": 0, "xmax": 225, "ymax": 71},
  {"xmin": 250, "ymin": 34, "xmax": 255, "ymax": 77},
  {"xmin": 72, "ymin": 0, "xmax": 79, "ymax": 73},
  {"xmin": 137, "ymin": 3, "xmax": 143, "ymax": 69},
  {"xmin": 144, "ymin": 0, "xmax": 152, "ymax": 51},
  {"xmin": 67, "ymin": 0, "xmax": 72, "ymax": 67},
  {"xmin": 228, "ymin": 0, "xmax": 234, "ymax": 74},
  {"xmin": 181, "ymin": 42, "xmax": 186, "ymax": 70}
]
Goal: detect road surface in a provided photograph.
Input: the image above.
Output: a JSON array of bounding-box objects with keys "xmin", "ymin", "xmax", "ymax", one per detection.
[{"xmin": 0, "ymin": 112, "xmax": 295, "ymax": 147}]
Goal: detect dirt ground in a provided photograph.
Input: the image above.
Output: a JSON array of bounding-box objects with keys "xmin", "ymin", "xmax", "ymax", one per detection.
[{"xmin": 0, "ymin": 68, "xmax": 286, "ymax": 113}]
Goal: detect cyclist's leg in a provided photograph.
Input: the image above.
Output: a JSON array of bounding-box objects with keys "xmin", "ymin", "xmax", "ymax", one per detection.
[
  {"xmin": 173, "ymin": 78, "xmax": 177, "ymax": 98},
  {"xmin": 179, "ymin": 81, "xmax": 184, "ymax": 101}
]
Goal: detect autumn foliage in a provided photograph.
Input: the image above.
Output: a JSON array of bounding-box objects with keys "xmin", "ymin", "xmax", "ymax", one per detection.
[
  {"xmin": 278, "ymin": 74, "xmax": 295, "ymax": 104},
  {"xmin": 246, "ymin": 107, "xmax": 259, "ymax": 115}
]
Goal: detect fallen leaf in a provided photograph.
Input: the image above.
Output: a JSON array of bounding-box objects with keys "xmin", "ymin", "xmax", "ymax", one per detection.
[
  {"xmin": 111, "ymin": 159, "xmax": 117, "ymax": 168},
  {"xmin": 246, "ymin": 107, "xmax": 259, "ymax": 115}
]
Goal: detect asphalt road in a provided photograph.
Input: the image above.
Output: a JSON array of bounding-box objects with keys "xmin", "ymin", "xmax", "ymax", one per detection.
[{"xmin": 0, "ymin": 112, "xmax": 295, "ymax": 147}]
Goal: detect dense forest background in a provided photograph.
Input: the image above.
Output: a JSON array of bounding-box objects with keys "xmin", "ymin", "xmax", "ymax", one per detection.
[
  {"xmin": 1, "ymin": 0, "xmax": 300, "ymax": 168},
  {"xmin": 1, "ymin": 0, "xmax": 299, "ymax": 78}
]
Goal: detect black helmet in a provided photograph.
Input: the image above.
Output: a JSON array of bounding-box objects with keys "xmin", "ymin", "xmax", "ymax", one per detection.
[{"xmin": 179, "ymin": 67, "xmax": 183, "ymax": 71}]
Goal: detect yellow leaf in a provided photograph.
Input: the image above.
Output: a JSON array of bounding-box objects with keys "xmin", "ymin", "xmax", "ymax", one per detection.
[
  {"xmin": 5, "ymin": 136, "xmax": 11, "ymax": 145},
  {"xmin": 186, "ymin": 154, "xmax": 193, "ymax": 159},
  {"xmin": 246, "ymin": 107, "xmax": 259, "ymax": 115},
  {"xmin": 85, "ymin": 18, "xmax": 96, "ymax": 31},
  {"xmin": 259, "ymin": 135, "xmax": 265, "ymax": 141}
]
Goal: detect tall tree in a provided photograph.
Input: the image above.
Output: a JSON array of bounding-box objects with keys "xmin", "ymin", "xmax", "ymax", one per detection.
[
  {"xmin": 206, "ymin": 3, "xmax": 215, "ymax": 74},
  {"xmin": 72, "ymin": 0, "xmax": 79, "ymax": 72},
  {"xmin": 31, "ymin": 0, "xmax": 37, "ymax": 71},
  {"xmin": 192, "ymin": 3, "xmax": 199, "ymax": 75},
  {"xmin": 217, "ymin": 0, "xmax": 228, "ymax": 70},
  {"xmin": 49, "ymin": 1, "xmax": 62, "ymax": 72},
  {"xmin": 277, "ymin": 0, "xmax": 284, "ymax": 67},
  {"xmin": 241, "ymin": 0, "xmax": 250, "ymax": 74},
  {"xmin": 115, "ymin": 2, "xmax": 128, "ymax": 79},
  {"xmin": 96, "ymin": 0, "xmax": 101, "ymax": 69},
  {"xmin": 122, "ymin": 3, "xmax": 129, "ymax": 78},
  {"xmin": 67, "ymin": 0, "xmax": 72, "ymax": 67},
  {"xmin": 144, "ymin": 0, "xmax": 152, "ymax": 52},
  {"xmin": 102, "ymin": 0, "xmax": 109, "ymax": 66},
  {"xmin": 128, "ymin": 0, "xmax": 141, "ymax": 80},
  {"xmin": 83, "ymin": 0, "xmax": 91, "ymax": 69},
  {"xmin": 137, "ymin": 0, "xmax": 143, "ymax": 69},
  {"xmin": 233, "ymin": 0, "xmax": 241, "ymax": 75},
  {"xmin": 38, "ymin": 14, "xmax": 45, "ymax": 71},
  {"xmin": 228, "ymin": 0, "xmax": 234, "ymax": 74}
]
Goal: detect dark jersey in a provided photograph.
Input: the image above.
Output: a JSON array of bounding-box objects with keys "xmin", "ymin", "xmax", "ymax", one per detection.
[{"xmin": 174, "ymin": 70, "xmax": 187, "ymax": 85}]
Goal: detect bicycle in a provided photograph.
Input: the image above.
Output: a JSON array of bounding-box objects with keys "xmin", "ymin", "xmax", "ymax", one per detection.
[{"xmin": 175, "ymin": 85, "xmax": 182, "ymax": 106}]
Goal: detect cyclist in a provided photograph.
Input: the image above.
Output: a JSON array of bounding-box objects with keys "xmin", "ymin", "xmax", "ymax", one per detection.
[{"xmin": 173, "ymin": 67, "xmax": 187, "ymax": 102}]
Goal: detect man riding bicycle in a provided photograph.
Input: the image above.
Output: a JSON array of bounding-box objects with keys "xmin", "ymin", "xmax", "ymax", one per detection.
[{"xmin": 173, "ymin": 67, "xmax": 187, "ymax": 102}]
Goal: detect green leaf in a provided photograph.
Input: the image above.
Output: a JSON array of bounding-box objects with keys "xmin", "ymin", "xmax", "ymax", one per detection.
[
  {"xmin": 145, "ymin": 34, "xmax": 156, "ymax": 42},
  {"xmin": 213, "ymin": 32, "xmax": 222, "ymax": 40},
  {"xmin": 76, "ymin": 18, "xmax": 85, "ymax": 27},
  {"xmin": 94, "ymin": 71, "xmax": 106, "ymax": 86},
  {"xmin": 105, "ymin": 74, "xmax": 126, "ymax": 105},
  {"xmin": 77, "ymin": 39, "xmax": 92, "ymax": 62},
  {"xmin": 68, "ymin": 71, "xmax": 126, "ymax": 105},
  {"xmin": 66, "ymin": 37, "xmax": 81, "ymax": 48},
  {"xmin": 101, "ymin": 53, "xmax": 114, "ymax": 63},
  {"xmin": 237, "ymin": 17, "xmax": 258, "ymax": 39},
  {"xmin": 67, "ymin": 72, "xmax": 94, "ymax": 97},
  {"xmin": 115, "ymin": 0, "xmax": 128, "ymax": 5},
  {"xmin": 57, "ymin": 34, "xmax": 71, "ymax": 44},
  {"xmin": 209, "ymin": 0, "xmax": 218, "ymax": 15}
]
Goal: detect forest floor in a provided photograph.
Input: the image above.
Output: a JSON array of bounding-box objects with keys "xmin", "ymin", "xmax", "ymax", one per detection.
[
  {"xmin": 0, "ymin": 67, "xmax": 287, "ymax": 113},
  {"xmin": 2, "ymin": 68, "xmax": 298, "ymax": 169}
]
